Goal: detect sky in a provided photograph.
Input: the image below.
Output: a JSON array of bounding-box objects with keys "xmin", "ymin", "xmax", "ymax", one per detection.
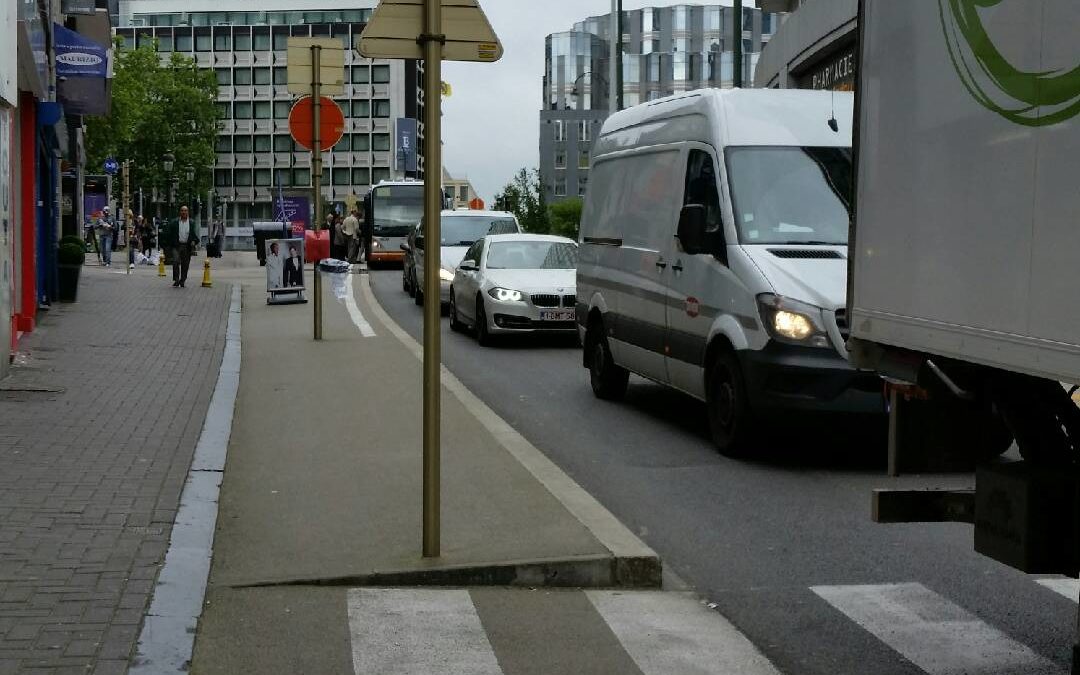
[{"xmin": 440, "ymin": 0, "xmax": 751, "ymax": 203}]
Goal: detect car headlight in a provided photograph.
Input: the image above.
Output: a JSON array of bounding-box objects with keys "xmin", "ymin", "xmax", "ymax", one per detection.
[
  {"xmin": 371, "ymin": 239, "xmax": 381, "ymax": 248},
  {"xmin": 488, "ymin": 287, "xmax": 524, "ymax": 303},
  {"xmin": 439, "ymin": 268, "xmax": 455, "ymax": 282},
  {"xmin": 757, "ymin": 294, "xmax": 830, "ymax": 348}
]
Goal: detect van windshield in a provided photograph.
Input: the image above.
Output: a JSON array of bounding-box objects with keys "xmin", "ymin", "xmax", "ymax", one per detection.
[
  {"xmin": 440, "ymin": 215, "xmax": 518, "ymax": 246},
  {"xmin": 725, "ymin": 146, "xmax": 852, "ymax": 245}
]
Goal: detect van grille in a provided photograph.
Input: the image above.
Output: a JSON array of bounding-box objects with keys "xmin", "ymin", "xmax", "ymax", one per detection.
[
  {"xmin": 562, "ymin": 294, "xmax": 576, "ymax": 308},
  {"xmin": 531, "ymin": 294, "xmax": 560, "ymax": 307},
  {"xmin": 768, "ymin": 249, "xmax": 844, "ymax": 260}
]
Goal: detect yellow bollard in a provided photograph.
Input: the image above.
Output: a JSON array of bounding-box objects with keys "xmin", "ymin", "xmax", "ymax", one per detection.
[
  {"xmin": 201, "ymin": 257, "xmax": 213, "ymax": 288},
  {"xmin": 158, "ymin": 249, "xmax": 166, "ymax": 277}
]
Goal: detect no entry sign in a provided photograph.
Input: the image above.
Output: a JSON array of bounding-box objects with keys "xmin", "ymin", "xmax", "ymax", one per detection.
[{"xmin": 288, "ymin": 96, "xmax": 345, "ymax": 152}]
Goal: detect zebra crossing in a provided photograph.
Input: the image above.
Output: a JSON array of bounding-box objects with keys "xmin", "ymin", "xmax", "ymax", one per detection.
[{"xmin": 346, "ymin": 578, "xmax": 1079, "ymax": 675}]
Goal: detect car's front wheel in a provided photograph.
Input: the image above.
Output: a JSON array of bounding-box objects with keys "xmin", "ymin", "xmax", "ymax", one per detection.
[
  {"xmin": 475, "ymin": 295, "xmax": 493, "ymax": 347},
  {"xmin": 706, "ymin": 350, "xmax": 755, "ymax": 456},
  {"xmin": 586, "ymin": 321, "xmax": 628, "ymax": 400},
  {"xmin": 449, "ymin": 290, "xmax": 463, "ymax": 333}
]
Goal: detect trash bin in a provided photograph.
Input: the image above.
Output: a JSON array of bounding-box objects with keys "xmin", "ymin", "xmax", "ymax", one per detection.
[
  {"xmin": 305, "ymin": 229, "xmax": 330, "ymax": 263},
  {"xmin": 253, "ymin": 222, "xmax": 288, "ymax": 266},
  {"xmin": 319, "ymin": 258, "xmax": 351, "ymax": 301}
]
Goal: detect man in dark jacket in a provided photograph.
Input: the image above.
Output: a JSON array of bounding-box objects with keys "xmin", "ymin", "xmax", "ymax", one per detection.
[{"xmin": 162, "ymin": 205, "xmax": 200, "ymax": 287}]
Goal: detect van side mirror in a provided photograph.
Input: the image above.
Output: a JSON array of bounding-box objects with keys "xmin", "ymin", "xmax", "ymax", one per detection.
[
  {"xmin": 400, "ymin": 242, "xmax": 410, "ymax": 252},
  {"xmin": 677, "ymin": 205, "xmax": 708, "ymax": 255},
  {"xmin": 459, "ymin": 260, "xmax": 478, "ymax": 272},
  {"xmin": 415, "ymin": 235, "xmax": 425, "ymax": 250}
]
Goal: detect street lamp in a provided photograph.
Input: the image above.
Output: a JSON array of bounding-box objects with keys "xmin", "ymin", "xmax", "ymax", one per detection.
[
  {"xmin": 162, "ymin": 152, "xmax": 175, "ymax": 173},
  {"xmin": 570, "ymin": 71, "xmax": 609, "ymax": 110}
]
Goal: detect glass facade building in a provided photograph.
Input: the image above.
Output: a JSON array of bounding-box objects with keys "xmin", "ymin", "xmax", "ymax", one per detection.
[
  {"xmin": 540, "ymin": 3, "xmax": 779, "ymax": 203},
  {"xmin": 116, "ymin": 2, "xmax": 423, "ymax": 228}
]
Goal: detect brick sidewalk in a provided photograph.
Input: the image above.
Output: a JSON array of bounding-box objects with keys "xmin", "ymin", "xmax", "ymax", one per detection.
[{"xmin": 0, "ymin": 267, "xmax": 230, "ymax": 674}]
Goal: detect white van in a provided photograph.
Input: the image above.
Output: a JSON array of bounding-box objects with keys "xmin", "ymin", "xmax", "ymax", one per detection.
[{"xmin": 577, "ymin": 88, "xmax": 882, "ymax": 454}]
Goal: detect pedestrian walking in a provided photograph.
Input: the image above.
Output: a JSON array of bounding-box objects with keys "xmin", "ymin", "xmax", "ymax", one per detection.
[
  {"xmin": 138, "ymin": 216, "xmax": 154, "ymax": 258},
  {"xmin": 331, "ymin": 213, "xmax": 345, "ymax": 260},
  {"xmin": 163, "ymin": 205, "xmax": 199, "ymax": 288},
  {"xmin": 360, "ymin": 207, "xmax": 371, "ymax": 264},
  {"xmin": 209, "ymin": 219, "xmax": 226, "ymax": 258},
  {"xmin": 342, "ymin": 208, "xmax": 360, "ymax": 263},
  {"xmin": 96, "ymin": 206, "xmax": 115, "ymax": 267}
]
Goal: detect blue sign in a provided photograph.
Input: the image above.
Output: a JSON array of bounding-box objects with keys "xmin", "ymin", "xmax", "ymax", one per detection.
[
  {"xmin": 395, "ymin": 118, "xmax": 418, "ymax": 174},
  {"xmin": 103, "ymin": 158, "xmax": 119, "ymax": 175},
  {"xmin": 54, "ymin": 23, "xmax": 109, "ymax": 78}
]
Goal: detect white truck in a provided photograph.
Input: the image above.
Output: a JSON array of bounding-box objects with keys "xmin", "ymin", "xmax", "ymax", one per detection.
[{"xmin": 849, "ymin": 0, "xmax": 1080, "ymax": 637}]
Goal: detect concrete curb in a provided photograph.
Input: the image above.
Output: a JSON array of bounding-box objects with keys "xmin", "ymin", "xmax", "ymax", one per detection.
[
  {"xmin": 358, "ymin": 275, "xmax": 661, "ymax": 588},
  {"xmin": 130, "ymin": 284, "xmax": 242, "ymax": 673}
]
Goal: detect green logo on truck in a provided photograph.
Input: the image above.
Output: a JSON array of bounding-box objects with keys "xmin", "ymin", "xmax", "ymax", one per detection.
[{"xmin": 939, "ymin": 0, "xmax": 1080, "ymax": 126}]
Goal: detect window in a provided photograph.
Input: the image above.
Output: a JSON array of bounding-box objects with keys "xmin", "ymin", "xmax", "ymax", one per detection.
[
  {"xmin": 215, "ymin": 102, "xmax": 230, "ymax": 119},
  {"xmin": 683, "ymin": 149, "xmax": 722, "ymax": 232},
  {"xmin": 372, "ymin": 134, "xmax": 390, "ymax": 151},
  {"xmin": 334, "ymin": 134, "xmax": 350, "ymax": 152},
  {"xmin": 274, "ymin": 135, "xmax": 293, "ymax": 152},
  {"xmin": 579, "ymin": 151, "xmax": 590, "ymax": 169},
  {"xmin": 352, "ymin": 100, "xmax": 370, "ymax": 117},
  {"xmin": 175, "ymin": 33, "xmax": 192, "ymax": 52},
  {"xmin": 372, "ymin": 167, "xmax": 391, "ymax": 184},
  {"xmin": 214, "ymin": 32, "xmax": 230, "ymax": 51},
  {"xmin": 215, "ymin": 135, "xmax": 231, "ymax": 152},
  {"xmin": 253, "ymin": 101, "xmax": 271, "ymax": 119},
  {"xmin": 253, "ymin": 68, "xmax": 271, "ymax": 85},
  {"xmin": 234, "ymin": 135, "xmax": 252, "ymax": 152},
  {"xmin": 234, "ymin": 102, "xmax": 252, "ymax": 120},
  {"xmin": 274, "ymin": 67, "xmax": 287, "ymax": 85},
  {"xmin": 371, "ymin": 65, "xmax": 390, "ymax": 84},
  {"xmin": 674, "ymin": 6, "xmax": 688, "ymax": 31},
  {"xmin": 254, "ymin": 135, "xmax": 271, "ymax": 152},
  {"xmin": 273, "ymin": 101, "xmax": 290, "ymax": 120},
  {"xmin": 554, "ymin": 150, "xmax": 566, "ymax": 169},
  {"xmin": 351, "ymin": 66, "xmax": 369, "ymax": 84},
  {"xmin": 372, "ymin": 100, "xmax": 391, "ymax": 118},
  {"xmin": 293, "ymin": 168, "xmax": 311, "ymax": 186},
  {"xmin": 333, "ymin": 168, "xmax": 350, "ymax": 185},
  {"xmin": 273, "ymin": 32, "xmax": 288, "ymax": 51},
  {"xmin": 553, "ymin": 120, "xmax": 565, "ymax": 142},
  {"xmin": 156, "ymin": 34, "xmax": 173, "ymax": 52},
  {"xmin": 674, "ymin": 38, "xmax": 690, "ymax": 53},
  {"xmin": 234, "ymin": 69, "xmax": 252, "ymax": 85},
  {"xmin": 578, "ymin": 120, "xmax": 591, "ymax": 142},
  {"xmin": 234, "ymin": 31, "xmax": 251, "ymax": 51},
  {"xmin": 255, "ymin": 169, "xmax": 272, "ymax": 186},
  {"xmin": 705, "ymin": 6, "xmax": 721, "ymax": 31},
  {"xmin": 215, "ymin": 69, "xmax": 231, "ymax": 86},
  {"xmin": 321, "ymin": 171, "xmax": 331, "ymax": 186},
  {"xmin": 352, "ymin": 134, "xmax": 370, "ymax": 151},
  {"xmin": 214, "ymin": 169, "xmax": 231, "ymax": 187},
  {"xmin": 555, "ymin": 173, "xmax": 567, "ymax": 196},
  {"xmin": 234, "ymin": 170, "xmax": 252, "ymax": 186},
  {"xmin": 579, "ymin": 174, "xmax": 589, "ymax": 196},
  {"xmin": 253, "ymin": 32, "xmax": 271, "ymax": 51},
  {"xmin": 352, "ymin": 167, "xmax": 370, "ymax": 185}
]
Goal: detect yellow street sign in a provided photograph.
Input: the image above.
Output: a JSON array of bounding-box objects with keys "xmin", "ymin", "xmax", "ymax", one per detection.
[
  {"xmin": 441, "ymin": 81, "xmax": 453, "ymax": 97},
  {"xmin": 358, "ymin": 0, "xmax": 504, "ymax": 63},
  {"xmin": 286, "ymin": 37, "xmax": 346, "ymax": 96}
]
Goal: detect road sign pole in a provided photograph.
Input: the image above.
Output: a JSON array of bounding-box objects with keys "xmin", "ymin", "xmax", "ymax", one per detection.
[
  {"xmin": 123, "ymin": 161, "xmax": 132, "ymax": 275},
  {"xmin": 421, "ymin": 0, "xmax": 443, "ymax": 559},
  {"xmin": 312, "ymin": 45, "xmax": 324, "ymax": 341}
]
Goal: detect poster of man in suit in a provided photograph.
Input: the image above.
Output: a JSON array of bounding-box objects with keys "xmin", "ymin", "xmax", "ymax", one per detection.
[{"xmin": 265, "ymin": 238, "xmax": 305, "ymax": 293}]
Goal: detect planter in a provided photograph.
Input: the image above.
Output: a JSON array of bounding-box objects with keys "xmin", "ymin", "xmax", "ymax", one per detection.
[{"xmin": 58, "ymin": 264, "xmax": 82, "ymax": 303}]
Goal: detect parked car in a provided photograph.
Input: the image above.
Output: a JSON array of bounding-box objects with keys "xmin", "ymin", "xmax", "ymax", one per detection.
[
  {"xmin": 450, "ymin": 234, "xmax": 578, "ymax": 346},
  {"xmin": 401, "ymin": 210, "xmax": 520, "ymax": 305},
  {"xmin": 577, "ymin": 88, "xmax": 883, "ymax": 455}
]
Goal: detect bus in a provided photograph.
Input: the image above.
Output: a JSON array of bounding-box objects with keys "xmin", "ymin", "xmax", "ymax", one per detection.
[{"xmin": 363, "ymin": 180, "xmax": 428, "ymax": 266}]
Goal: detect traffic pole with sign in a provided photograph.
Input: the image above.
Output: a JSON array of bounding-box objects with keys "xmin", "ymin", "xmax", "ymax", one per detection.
[
  {"xmin": 360, "ymin": 0, "xmax": 503, "ymax": 559},
  {"xmin": 312, "ymin": 45, "xmax": 323, "ymax": 340}
]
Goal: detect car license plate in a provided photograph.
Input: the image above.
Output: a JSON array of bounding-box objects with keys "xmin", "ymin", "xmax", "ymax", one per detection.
[{"xmin": 541, "ymin": 309, "xmax": 575, "ymax": 322}]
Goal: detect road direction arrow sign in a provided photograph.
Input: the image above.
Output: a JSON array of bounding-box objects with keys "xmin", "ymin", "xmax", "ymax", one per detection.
[
  {"xmin": 104, "ymin": 158, "xmax": 119, "ymax": 175},
  {"xmin": 288, "ymin": 96, "xmax": 346, "ymax": 152},
  {"xmin": 358, "ymin": 0, "xmax": 504, "ymax": 63},
  {"xmin": 286, "ymin": 37, "xmax": 346, "ymax": 96}
]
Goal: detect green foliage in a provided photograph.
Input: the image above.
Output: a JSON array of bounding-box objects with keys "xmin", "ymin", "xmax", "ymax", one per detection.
[
  {"xmin": 85, "ymin": 41, "xmax": 219, "ymax": 209},
  {"xmin": 58, "ymin": 243, "xmax": 86, "ymax": 266},
  {"xmin": 548, "ymin": 197, "xmax": 583, "ymax": 240},
  {"xmin": 493, "ymin": 168, "xmax": 550, "ymax": 234},
  {"xmin": 59, "ymin": 235, "xmax": 85, "ymax": 249}
]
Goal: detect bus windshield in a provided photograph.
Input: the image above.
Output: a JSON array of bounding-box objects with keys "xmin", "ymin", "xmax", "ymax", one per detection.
[
  {"xmin": 440, "ymin": 216, "xmax": 518, "ymax": 246},
  {"xmin": 371, "ymin": 185, "xmax": 424, "ymax": 237}
]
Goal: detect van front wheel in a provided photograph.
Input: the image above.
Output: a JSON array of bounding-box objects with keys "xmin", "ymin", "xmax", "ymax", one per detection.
[
  {"xmin": 587, "ymin": 326, "xmax": 628, "ymax": 400},
  {"xmin": 707, "ymin": 351, "xmax": 754, "ymax": 455}
]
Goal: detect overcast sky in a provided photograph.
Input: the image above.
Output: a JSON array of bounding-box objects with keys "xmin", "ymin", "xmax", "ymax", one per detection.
[{"xmin": 441, "ymin": 0, "xmax": 752, "ymax": 203}]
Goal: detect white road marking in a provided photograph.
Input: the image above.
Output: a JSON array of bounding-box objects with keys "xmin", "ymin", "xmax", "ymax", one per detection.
[
  {"xmin": 585, "ymin": 591, "xmax": 782, "ymax": 675},
  {"xmin": 348, "ymin": 589, "xmax": 503, "ymax": 675},
  {"xmin": 1036, "ymin": 578, "xmax": 1080, "ymax": 602},
  {"xmin": 346, "ymin": 274, "xmax": 376, "ymax": 337},
  {"xmin": 811, "ymin": 583, "xmax": 1063, "ymax": 675}
]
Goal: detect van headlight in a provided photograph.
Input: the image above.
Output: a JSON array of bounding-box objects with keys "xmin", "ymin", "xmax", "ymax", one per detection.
[
  {"xmin": 757, "ymin": 294, "xmax": 830, "ymax": 348},
  {"xmin": 439, "ymin": 268, "xmax": 455, "ymax": 282},
  {"xmin": 488, "ymin": 287, "xmax": 524, "ymax": 303}
]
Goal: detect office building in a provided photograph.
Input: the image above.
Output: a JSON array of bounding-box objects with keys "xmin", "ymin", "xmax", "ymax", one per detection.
[
  {"xmin": 540, "ymin": 3, "xmax": 780, "ymax": 203},
  {"xmin": 115, "ymin": 0, "xmax": 424, "ymax": 231},
  {"xmin": 754, "ymin": 0, "xmax": 857, "ymax": 91}
]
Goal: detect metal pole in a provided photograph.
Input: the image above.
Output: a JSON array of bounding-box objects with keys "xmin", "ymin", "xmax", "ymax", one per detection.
[
  {"xmin": 421, "ymin": 0, "xmax": 443, "ymax": 558},
  {"xmin": 733, "ymin": 0, "xmax": 743, "ymax": 88},
  {"xmin": 616, "ymin": 0, "xmax": 624, "ymax": 111},
  {"xmin": 312, "ymin": 45, "xmax": 324, "ymax": 340},
  {"xmin": 609, "ymin": 0, "xmax": 617, "ymax": 113},
  {"xmin": 123, "ymin": 161, "xmax": 131, "ymax": 275}
]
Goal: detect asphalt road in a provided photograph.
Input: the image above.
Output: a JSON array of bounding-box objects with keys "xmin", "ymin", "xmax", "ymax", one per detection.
[{"xmin": 369, "ymin": 269, "xmax": 1078, "ymax": 675}]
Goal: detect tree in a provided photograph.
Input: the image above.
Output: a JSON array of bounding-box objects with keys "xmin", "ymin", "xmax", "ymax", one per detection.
[
  {"xmin": 494, "ymin": 168, "xmax": 549, "ymax": 234},
  {"xmin": 86, "ymin": 41, "xmax": 219, "ymax": 216},
  {"xmin": 548, "ymin": 197, "xmax": 583, "ymax": 240}
]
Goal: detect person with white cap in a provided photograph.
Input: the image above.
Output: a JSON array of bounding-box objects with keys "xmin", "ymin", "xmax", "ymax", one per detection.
[{"xmin": 96, "ymin": 206, "xmax": 115, "ymax": 267}]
